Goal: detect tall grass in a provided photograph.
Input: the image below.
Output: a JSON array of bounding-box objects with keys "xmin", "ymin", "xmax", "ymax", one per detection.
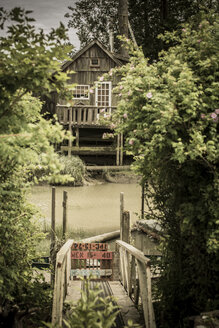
[{"xmin": 36, "ymin": 224, "xmax": 94, "ymax": 256}]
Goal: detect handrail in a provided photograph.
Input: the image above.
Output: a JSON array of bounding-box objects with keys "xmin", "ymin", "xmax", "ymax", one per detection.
[
  {"xmin": 116, "ymin": 240, "xmax": 156, "ymax": 328},
  {"xmin": 52, "ymin": 239, "xmax": 74, "ymax": 327}
]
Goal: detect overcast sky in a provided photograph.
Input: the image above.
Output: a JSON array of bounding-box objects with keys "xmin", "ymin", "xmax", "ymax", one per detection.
[{"xmin": 0, "ymin": 0, "xmax": 80, "ymax": 49}]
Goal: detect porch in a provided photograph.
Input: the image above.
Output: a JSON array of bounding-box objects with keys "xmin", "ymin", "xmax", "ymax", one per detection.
[
  {"xmin": 56, "ymin": 105, "xmax": 125, "ymax": 166},
  {"xmin": 56, "ymin": 104, "xmax": 116, "ymax": 127}
]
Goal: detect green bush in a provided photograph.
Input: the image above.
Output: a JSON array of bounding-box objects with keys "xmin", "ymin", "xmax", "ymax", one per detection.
[
  {"xmin": 64, "ymin": 279, "xmax": 119, "ymax": 328},
  {"xmin": 103, "ymin": 8, "xmax": 219, "ymax": 327},
  {"xmin": 58, "ymin": 155, "xmax": 86, "ymax": 186}
]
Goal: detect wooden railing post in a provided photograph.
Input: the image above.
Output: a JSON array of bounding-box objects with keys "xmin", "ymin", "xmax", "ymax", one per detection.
[
  {"xmin": 116, "ymin": 240, "xmax": 156, "ymax": 328},
  {"xmin": 52, "ymin": 239, "xmax": 74, "ymax": 327},
  {"xmin": 137, "ymin": 260, "xmax": 150, "ymax": 328}
]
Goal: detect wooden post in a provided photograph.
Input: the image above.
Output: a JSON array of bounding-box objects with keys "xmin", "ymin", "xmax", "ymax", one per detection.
[
  {"xmin": 120, "ymin": 132, "xmax": 123, "ymax": 166},
  {"xmin": 76, "ymin": 127, "xmax": 79, "ymax": 147},
  {"xmin": 137, "ymin": 260, "xmax": 150, "ymax": 328},
  {"xmin": 50, "ymin": 187, "xmax": 56, "ymax": 286},
  {"xmin": 120, "ymin": 192, "xmax": 124, "ymax": 238},
  {"xmin": 68, "ymin": 109, "xmax": 72, "ymax": 157},
  {"xmin": 116, "ymin": 133, "xmax": 121, "ymax": 166},
  {"xmin": 62, "ymin": 191, "xmax": 68, "ymax": 240},
  {"xmin": 121, "ymin": 210, "xmax": 130, "ymax": 244},
  {"xmin": 141, "ymin": 184, "xmax": 145, "ymax": 219},
  {"xmin": 129, "ymin": 256, "xmax": 136, "ymax": 296}
]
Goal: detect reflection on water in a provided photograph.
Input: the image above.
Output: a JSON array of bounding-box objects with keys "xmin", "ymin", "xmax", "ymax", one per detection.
[{"xmin": 30, "ymin": 183, "xmax": 141, "ymax": 234}]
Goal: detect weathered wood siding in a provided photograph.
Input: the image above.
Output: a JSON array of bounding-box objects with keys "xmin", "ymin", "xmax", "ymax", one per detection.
[{"xmin": 62, "ymin": 44, "xmax": 120, "ymax": 107}]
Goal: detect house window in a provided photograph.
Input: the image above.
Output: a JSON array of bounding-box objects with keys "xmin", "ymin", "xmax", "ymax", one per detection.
[
  {"xmin": 90, "ymin": 58, "xmax": 100, "ymax": 67},
  {"xmin": 95, "ymin": 82, "xmax": 112, "ymax": 107},
  {"xmin": 73, "ymin": 85, "xmax": 90, "ymax": 99}
]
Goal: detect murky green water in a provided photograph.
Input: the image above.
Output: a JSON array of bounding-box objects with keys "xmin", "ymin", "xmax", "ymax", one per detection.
[{"xmin": 30, "ymin": 183, "xmax": 141, "ymax": 234}]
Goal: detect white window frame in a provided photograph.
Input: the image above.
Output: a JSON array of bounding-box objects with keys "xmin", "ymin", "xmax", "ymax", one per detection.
[
  {"xmin": 72, "ymin": 85, "xmax": 90, "ymax": 100},
  {"xmin": 95, "ymin": 82, "xmax": 112, "ymax": 107},
  {"xmin": 90, "ymin": 58, "xmax": 100, "ymax": 67}
]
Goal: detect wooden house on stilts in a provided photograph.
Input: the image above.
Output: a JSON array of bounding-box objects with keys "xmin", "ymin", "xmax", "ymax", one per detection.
[{"xmin": 54, "ymin": 39, "xmax": 129, "ymax": 166}]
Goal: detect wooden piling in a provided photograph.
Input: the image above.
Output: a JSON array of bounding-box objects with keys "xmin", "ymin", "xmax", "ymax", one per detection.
[
  {"xmin": 121, "ymin": 210, "xmax": 130, "ymax": 244},
  {"xmin": 62, "ymin": 191, "xmax": 68, "ymax": 240},
  {"xmin": 50, "ymin": 187, "xmax": 56, "ymax": 286}
]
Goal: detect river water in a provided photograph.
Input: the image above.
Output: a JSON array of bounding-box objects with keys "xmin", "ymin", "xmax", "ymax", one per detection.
[{"xmin": 30, "ymin": 183, "xmax": 141, "ymax": 235}]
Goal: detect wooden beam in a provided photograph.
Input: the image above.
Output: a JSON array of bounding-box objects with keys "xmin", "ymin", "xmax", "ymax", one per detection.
[
  {"xmin": 61, "ymin": 146, "xmax": 116, "ymax": 155},
  {"xmin": 86, "ymin": 165, "xmax": 130, "ymax": 171},
  {"xmin": 82, "ymin": 230, "xmax": 120, "ymax": 243}
]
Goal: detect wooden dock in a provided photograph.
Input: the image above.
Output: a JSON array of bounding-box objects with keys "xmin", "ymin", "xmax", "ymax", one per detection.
[
  {"xmin": 50, "ymin": 199, "xmax": 157, "ymax": 328},
  {"xmin": 65, "ymin": 280, "xmax": 144, "ymax": 327},
  {"xmin": 52, "ymin": 238, "xmax": 156, "ymax": 328}
]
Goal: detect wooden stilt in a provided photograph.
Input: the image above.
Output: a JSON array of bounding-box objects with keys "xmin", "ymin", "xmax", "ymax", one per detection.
[
  {"xmin": 117, "ymin": 133, "xmax": 120, "ymax": 166},
  {"xmin": 76, "ymin": 127, "xmax": 79, "ymax": 147},
  {"xmin": 68, "ymin": 109, "xmax": 72, "ymax": 157},
  {"xmin": 120, "ymin": 132, "xmax": 124, "ymax": 166}
]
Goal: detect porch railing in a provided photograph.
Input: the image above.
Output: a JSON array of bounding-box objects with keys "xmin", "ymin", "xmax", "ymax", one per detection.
[
  {"xmin": 52, "ymin": 239, "xmax": 74, "ymax": 327},
  {"xmin": 116, "ymin": 240, "xmax": 156, "ymax": 328},
  {"xmin": 56, "ymin": 105, "xmax": 116, "ymax": 126}
]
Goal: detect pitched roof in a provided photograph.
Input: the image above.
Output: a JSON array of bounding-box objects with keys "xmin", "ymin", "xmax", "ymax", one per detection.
[{"xmin": 61, "ymin": 39, "xmax": 128, "ymax": 71}]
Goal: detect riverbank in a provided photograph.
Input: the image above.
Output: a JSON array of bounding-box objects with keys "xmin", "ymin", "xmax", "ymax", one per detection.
[{"xmin": 84, "ymin": 168, "xmax": 140, "ymax": 185}]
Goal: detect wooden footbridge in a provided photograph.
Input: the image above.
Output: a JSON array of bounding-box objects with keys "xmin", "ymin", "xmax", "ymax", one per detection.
[{"xmin": 51, "ymin": 231, "xmax": 157, "ymax": 328}]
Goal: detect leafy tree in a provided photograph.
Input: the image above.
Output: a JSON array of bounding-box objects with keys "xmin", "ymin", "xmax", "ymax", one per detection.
[
  {"xmin": 66, "ymin": 0, "xmax": 119, "ymax": 51},
  {"xmin": 66, "ymin": 0, "xmax": 218, "ymax": 59},
  {"xmin": 103, "ymin": 10, "xmax": 219, "ymax": 326},
  {"xmin": 0, "ymin": 7, "xmax": 74, "ymax": 322}
]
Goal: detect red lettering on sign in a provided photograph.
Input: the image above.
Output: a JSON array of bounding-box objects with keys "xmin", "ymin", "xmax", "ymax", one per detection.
[
  {"xmin": 71, "ymin": 251, "xmax": 113, "ymax": 260},
  {"xmin": 72, "ymin": 243, "xmax": 108, "ymax": 251}
]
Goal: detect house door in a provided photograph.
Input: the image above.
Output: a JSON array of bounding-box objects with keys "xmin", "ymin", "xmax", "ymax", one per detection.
[{"xmin": 95, "ymin": 82, "xmax": 112, "ymax": 107}]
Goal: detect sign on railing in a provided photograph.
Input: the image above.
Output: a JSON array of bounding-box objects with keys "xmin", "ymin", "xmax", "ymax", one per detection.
[{"xmin": 71, "ymin": 243, "xmax": 113, "ymax": 280}]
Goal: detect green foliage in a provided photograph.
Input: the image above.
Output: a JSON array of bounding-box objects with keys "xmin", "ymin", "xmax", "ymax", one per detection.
[
  {"xmin": 103, "ymin": 10, "xmax": 219, "ymax": 327},
  {"xmin": 0, "ymin": 7, "xmax": 75, "ymax": 321},
  {"xmin": 66, "ymin": 0, "xmax": 218, "ymax": 59},
  {"xmin": 43, "ymin": 278, "xmax": 142, "ymax": 328},
  {"xmin": 58, "ymin": 155, "xmax": 86, "ymax": 186},
  {"xmin": 64, "ymin": 279, "xmax": 119, "ymax": 328}
]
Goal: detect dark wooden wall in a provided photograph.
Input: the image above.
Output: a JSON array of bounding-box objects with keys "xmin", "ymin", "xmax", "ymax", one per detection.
[{"xmin": 62, "ymin": 44, "xmax": 121, "ymax": 107}]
